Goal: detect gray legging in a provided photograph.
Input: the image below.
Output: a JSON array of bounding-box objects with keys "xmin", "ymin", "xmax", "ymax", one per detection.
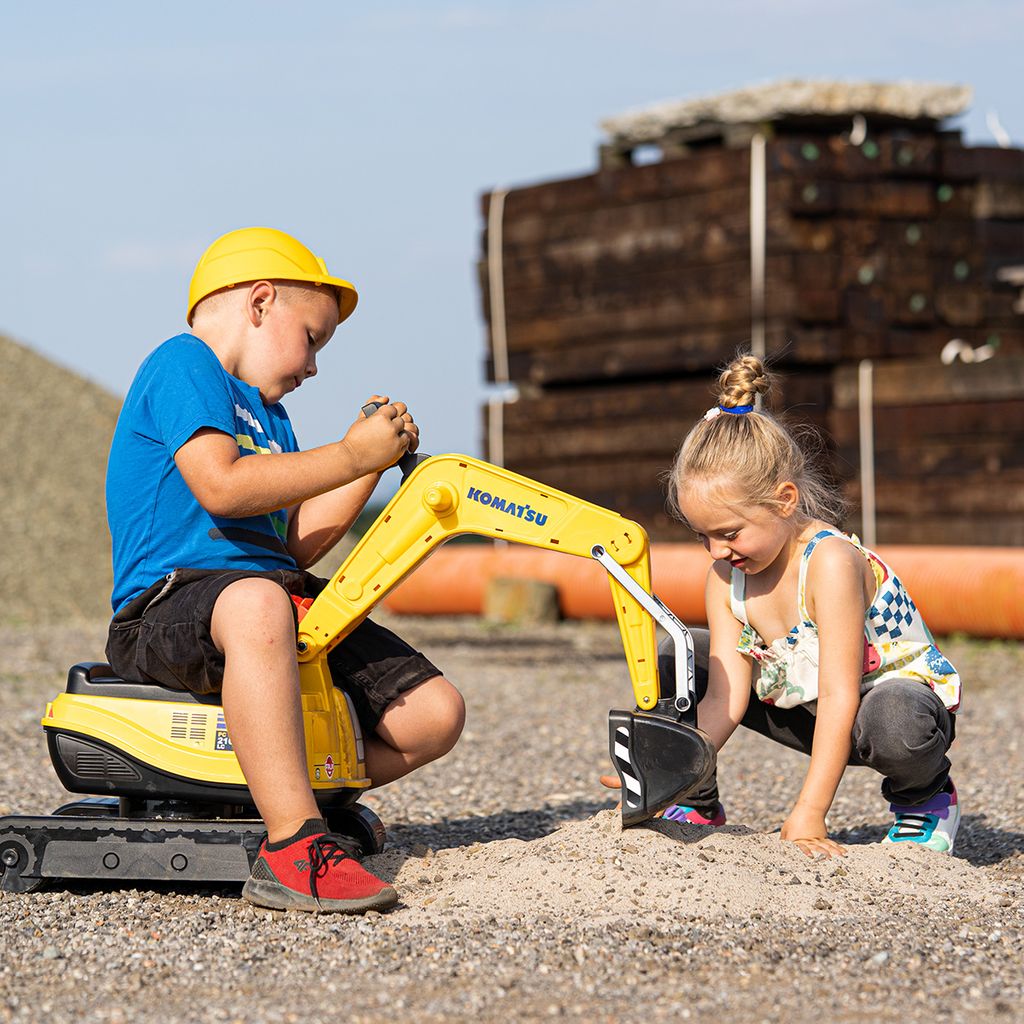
[{"xmin": 661, "ymin": 628, "xmax": 956, "ymax": 810}]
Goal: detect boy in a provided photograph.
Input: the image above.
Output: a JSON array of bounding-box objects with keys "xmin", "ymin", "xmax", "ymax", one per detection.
[{"xmin": 105, "ymin": 227, "xmax": 465, "ymax": 913}]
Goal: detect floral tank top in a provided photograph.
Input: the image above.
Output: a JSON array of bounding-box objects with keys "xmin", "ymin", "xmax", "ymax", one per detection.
[{"xmin": 733, "ymin": 529, "xmax": 961, "ymax": 712}]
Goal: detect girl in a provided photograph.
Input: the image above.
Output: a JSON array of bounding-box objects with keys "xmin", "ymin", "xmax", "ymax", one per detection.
[{"xmin": 642, "ymin": 354, "xmax": 961, "ymax": 858}]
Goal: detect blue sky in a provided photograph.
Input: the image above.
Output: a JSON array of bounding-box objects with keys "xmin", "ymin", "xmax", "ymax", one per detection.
[{"xmin": 2, "ymin": 1, "xmax": 1020, "ymax": 470}]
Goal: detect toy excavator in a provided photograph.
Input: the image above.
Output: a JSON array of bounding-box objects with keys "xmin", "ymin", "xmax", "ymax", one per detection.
[{"xmin": 0, "ymin": 443, "xmax": 715, "ymax": 894}]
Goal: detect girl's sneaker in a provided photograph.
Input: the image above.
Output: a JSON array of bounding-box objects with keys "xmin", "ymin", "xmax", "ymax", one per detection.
[
  {"xmin": 661, "ymin": 802, "xmax": 727, "ymax": 826},
  {"xmin": 242, "ymin": 819, "xmax": 398, "ymax": 913},
  {"xmin": 882, "ymin": 780, "xmax": 960, "ymax": 854}
]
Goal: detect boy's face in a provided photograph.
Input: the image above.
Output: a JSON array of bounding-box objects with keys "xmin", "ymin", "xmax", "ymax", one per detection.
[{"xmin": 249, "ymin": 283, "xmax": 341, "ymax": 404}]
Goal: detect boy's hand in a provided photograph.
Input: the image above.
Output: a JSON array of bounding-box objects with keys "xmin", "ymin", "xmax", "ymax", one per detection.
[
  {"xmin": 360, "ymin": 394, "xmax": 421, "ymax": 453},
  {"xmin": 341, "ymin": 396, "xmax": 416, "ymax": 475},
  {"xmin": 379, "ymin": 397, "xmax": 420, "ymax": 454},
  {"xmin": 780, "ymin": 803, "xmax": 846, "ymax": 859}
]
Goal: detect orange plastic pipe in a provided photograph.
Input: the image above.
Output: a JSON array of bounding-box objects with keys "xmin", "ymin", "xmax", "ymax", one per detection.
[
  {"xmin": 383, "ymin": 543, "xmax": 1024, "ymax": 639},
  {"xmin": 381, "ymin": 545, "xmax": 711, "ymax": 623},
  {"xmin": 873, "ymin": 545, "xmax": 1024, "ymax": 639}
]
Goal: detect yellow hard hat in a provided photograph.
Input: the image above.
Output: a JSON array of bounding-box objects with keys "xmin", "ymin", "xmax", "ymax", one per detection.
[{"xmin": 187, "ymin": 226, "xmax": 358, "ymax": 326}]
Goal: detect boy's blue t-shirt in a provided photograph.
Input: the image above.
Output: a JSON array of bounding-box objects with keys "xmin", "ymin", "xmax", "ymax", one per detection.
[{"xmin": 107, "ymin": 334, "xmax": 300, "ymax": 613}]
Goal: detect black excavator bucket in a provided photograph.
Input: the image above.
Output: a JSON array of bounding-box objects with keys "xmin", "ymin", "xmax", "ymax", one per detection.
[
  {"xmin": 608, "ymin": 710, "xmax": 717, "ymax": 826},
  {"xmin": 588, "ymin": 544, "xmax": 718, "ymax": 827}
]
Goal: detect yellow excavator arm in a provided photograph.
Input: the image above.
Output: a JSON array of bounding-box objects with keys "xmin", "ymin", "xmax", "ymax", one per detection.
[
  {"xmin": 297, "ymin": 454, "xmax": 663, "ymax": 712},
  {"xmin": 299, "ymin": 447, "xmax": 716, "ymax": 825}
]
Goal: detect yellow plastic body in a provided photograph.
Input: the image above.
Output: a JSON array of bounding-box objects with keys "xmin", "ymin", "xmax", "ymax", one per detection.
[
  {"xmin": 44, "ymin": 694, "xmax": 248, "ymax": 786},
  {"xmin": 299, "ymin": 454, "xmax": 662, "ymax": 711},
  {"xmin": 45, "ymin": 454, "xmax": 664, "ymax": 794},
  {"xmin": 42, "ymin": 670, "xmax": 369, "ymax": 794}
]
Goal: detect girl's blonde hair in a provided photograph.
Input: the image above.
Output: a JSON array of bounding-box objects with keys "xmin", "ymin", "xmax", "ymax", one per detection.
[{"xmin": 667, "ymin": 354, "xmax": 846, "ymax": 526}]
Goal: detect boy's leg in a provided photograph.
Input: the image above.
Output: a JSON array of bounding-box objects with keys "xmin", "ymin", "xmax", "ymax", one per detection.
[
  {"xmin": 365, "ymin": 675, "xmax": 466, "ymax": 787},
  {"xmin": 324, "ymin": 617, "xmax": 464, "ymax": 788},
  {"xmin": 211, "ymin": 580, "xmax": 398, "ymax": 910},
  {"xmin": 109, "ymin": 570, "xmax": 396, "ymax": 910},
  {"xmin": 210, "ymin": 577, "xmax": 322, "ymax": 842}
]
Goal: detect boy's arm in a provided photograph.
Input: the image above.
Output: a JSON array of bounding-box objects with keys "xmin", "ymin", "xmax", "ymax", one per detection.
[
  {"xmin": 285, "ymin": 399, "xmax": 421, "ymax": 569},
  {"xmin": 699, "ymin": 561, "xmax": 754, "ymax": 751},
  {"xmin": 285, "ymin": 473, "xmax": 381, "ymax": 569},
  {"xmin": 173, "ymin": 402, "xmax": 412, "ymax": 519},
  {"xmin": 779, "ymin": 540, "xmax": 868, "ymax": 858}
]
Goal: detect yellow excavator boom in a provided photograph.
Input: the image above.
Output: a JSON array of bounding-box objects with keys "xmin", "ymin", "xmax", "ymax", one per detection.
[{"xmin": 297, "ymin": 454, "xmax": 664, "ymax": 712}]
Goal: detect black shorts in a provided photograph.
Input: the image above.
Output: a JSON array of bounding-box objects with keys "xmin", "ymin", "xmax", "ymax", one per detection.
[{"xmin": 105, "ymin": 568, "xmax": 443, "ymax": 734}]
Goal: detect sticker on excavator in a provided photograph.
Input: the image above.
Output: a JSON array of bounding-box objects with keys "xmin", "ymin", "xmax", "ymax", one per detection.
[{"xmin": 465, "ymin": 487, "xmax": 550, "ymax": 525}]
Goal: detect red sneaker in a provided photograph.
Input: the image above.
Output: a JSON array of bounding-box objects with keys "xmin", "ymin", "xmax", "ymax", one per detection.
[{"xmin": 242, "ymin": 819, "xmax": 398, "ymax": 913}]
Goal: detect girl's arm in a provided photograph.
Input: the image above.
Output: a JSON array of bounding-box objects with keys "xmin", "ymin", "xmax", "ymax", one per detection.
[
  {"xmin": 700, "ymin": 561, "xmax": 754, "ymax": 751},
  {"xmin": 780, "ymin": 539, "xmax": 870, "ymax": 858}
]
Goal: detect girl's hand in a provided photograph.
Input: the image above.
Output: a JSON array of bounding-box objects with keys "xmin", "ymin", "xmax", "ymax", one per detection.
[
  {"xmin": 780, "ymin": 804, "xmax": 846, "ymax": 859},
  {"xmin": 599, "ymin": 773, "xmax": 622, "ymax": 810}
]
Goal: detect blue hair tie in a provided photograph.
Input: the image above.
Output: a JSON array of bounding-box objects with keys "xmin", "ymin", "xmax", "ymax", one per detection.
[{"xmin": 703, "ymin": 403, "xmax": 755, "ymax": 422}]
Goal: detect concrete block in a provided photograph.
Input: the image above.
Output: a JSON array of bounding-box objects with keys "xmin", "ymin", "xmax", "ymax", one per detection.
[{"xmin": 483, "ymin": 577, "xmax": 561, "ymax": 624}]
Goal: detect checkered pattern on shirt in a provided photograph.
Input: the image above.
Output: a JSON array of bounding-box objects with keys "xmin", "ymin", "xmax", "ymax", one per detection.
[{"xmin": 870, "ymin": 582, "xmax": 917, "ymax": 641}]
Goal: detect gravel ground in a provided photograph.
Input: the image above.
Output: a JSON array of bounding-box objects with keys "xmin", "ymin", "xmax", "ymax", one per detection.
[{"xmin": 1, "ymin": 614, "xmax": 1022, "ymax": 1024}]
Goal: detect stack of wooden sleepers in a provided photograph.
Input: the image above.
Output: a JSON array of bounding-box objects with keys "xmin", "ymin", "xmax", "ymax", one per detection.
[{"xmin": 478, "ymin": 80, "xmax": 1024, "ymax": 544}]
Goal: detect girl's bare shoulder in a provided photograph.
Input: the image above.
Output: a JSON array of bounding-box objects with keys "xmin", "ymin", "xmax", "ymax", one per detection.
[
  {"xmin": 705, "ymin": 558, "xmax": 733, "ymax": 615},
  {"xmin": 708, "ymin": 558, "xmax": 732, "ymax": 585},
  {"xmin": 805, "ymin": 534, "xmax": 874, "ymax": 607},
  {"xmin": 807, "ymin": 533, "xmax": 864, "ymax": 572}
]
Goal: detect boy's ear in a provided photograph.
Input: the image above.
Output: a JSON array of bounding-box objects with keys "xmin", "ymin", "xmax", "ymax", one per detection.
[
  {"xmin": 246, "ymin": 280, "xmax": 277, "ymax": 326},
  {"xmin": 776, "ymin": 481, "xmax": 800, "ymax": 518}
]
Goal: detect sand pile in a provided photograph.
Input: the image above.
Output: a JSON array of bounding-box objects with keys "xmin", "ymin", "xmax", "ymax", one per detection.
[{"xmin": 371, "ymin": 808, "xmax": 987, "ymax": 926}]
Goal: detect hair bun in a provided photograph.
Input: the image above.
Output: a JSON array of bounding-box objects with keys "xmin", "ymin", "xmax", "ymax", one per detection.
[{"xmin": 716, "ymin": 354, "xmax": 772, "ymax": 408}]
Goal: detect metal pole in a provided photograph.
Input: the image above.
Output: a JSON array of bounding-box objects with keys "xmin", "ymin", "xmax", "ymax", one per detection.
[
  {"xmin": 486, "ymin": 188, "xmax": 511, "ymax": 476},
  {"xmin": 487, "ymin": 398, "xmax": 504, "ymax": 469},
  {"xmin": 487, "ymin": 188, "xmax": 510, "ymax": 388},
  {"xmin": 487, "ymin": 188, "xmax": 512, "ymax": 548},
  {"xmin": 858, "ymin": 359, "xmax": 877, "ymax": 547},
  {"xmin": 750, "ymin": 133, "xmax": 767, "ymax": 367}
]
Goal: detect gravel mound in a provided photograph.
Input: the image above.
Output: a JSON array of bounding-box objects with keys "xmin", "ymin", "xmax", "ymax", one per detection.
[{"xmin": 0, "ymin": 334, "xmax": 120, "ymax": 623}]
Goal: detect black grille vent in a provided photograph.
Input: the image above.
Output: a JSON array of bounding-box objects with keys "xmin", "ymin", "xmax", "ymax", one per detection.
[
  {"xmin": 72, "ymin": 747, "xmax": 141, "ymax": 780},
  {"xmin": 171, "ymin": 712, "xmax": 188, "ymax": 740},
  {"xmin": 189, "ymin": 714, "xmax": 208, "ymax": 742}
]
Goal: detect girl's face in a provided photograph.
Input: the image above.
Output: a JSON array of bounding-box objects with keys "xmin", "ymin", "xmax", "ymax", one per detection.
[{"xmin": 677, "ymin": 478, "xmax": 800, "ymax": 574}]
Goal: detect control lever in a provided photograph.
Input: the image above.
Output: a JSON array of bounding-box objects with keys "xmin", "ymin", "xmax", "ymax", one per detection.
[{"xmin": 360, "ymin": 401, "xmax": 429, "ymax": 482}]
